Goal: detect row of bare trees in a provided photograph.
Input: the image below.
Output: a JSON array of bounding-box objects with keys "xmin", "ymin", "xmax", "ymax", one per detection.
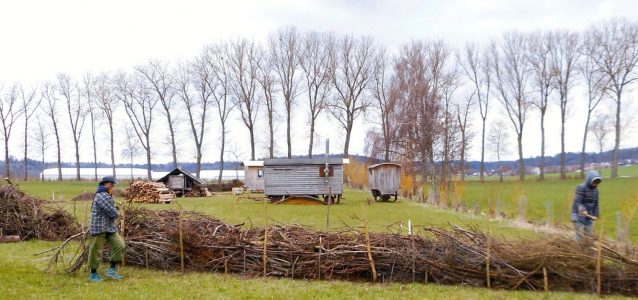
[
  {"xmin": 365, "ymin": 18, "xmax": 638, "ymax": 187},
  {"xmin": 0, "ymin": 19, "xmax": 636, "ymax": 185}
]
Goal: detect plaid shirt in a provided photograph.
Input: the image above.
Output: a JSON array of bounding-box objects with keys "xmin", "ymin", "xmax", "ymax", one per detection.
[{"xmin": 89, "ymin": 190, "xmax": 119, "ymax": 235}]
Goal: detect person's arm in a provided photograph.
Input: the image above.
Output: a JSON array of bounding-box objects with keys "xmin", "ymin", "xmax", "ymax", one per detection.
[
  {"xmin": 571, "ymin": 186, "xmax": 585, "ymax": 221},
  {"xmin": 592, "ymin": 192, "xmax": 600, "ymax": 218},
  {"xmin": 96, "ymin": 193, "xmax": 119, "ymax": 219}
]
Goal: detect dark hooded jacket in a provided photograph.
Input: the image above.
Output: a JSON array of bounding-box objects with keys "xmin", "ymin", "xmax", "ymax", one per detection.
[{"xmin": 571, "ymin": 171, "xmax": 601, "ymax": 225}]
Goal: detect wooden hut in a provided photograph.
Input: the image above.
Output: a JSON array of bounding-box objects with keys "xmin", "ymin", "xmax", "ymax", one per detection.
[
  {"xmin": 368, "ymin": 163, "xmax": 402, "ymax": 202},
  {"xmin": 242, "ymin": 160, "xmax": 264, "ymax": 191},
  {"xmin": 263, "ymin": 158, "xmax": 345, "ymax": 203},
  {"xmin": 155, "ymin": 167, "xmax": 208, "ymax": 197}
]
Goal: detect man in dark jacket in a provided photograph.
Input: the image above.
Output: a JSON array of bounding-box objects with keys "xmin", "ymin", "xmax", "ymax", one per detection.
[
  {"xmin": 571, "ymin": 171, "xmax": 602, "ymax": 240},
  {"xmin": 88, "ymin": 176, "xmax": 125, "ymax": 282}
]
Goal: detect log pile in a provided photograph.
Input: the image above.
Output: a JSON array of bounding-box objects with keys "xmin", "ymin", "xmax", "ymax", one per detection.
[
  {"xmin": 184, "ymin": 186, "xmax": 213, "ymax": 197},
  {"xmin": 0, "ymin": 185, "xmax": 78, "ymax": 240},
  {"xmin": 45, "ymin": 207, "xmax": 638, "ymax": 297},
  {"xmin": 125, "ymin": 181, "xmax": 175, "ymax": 203}
]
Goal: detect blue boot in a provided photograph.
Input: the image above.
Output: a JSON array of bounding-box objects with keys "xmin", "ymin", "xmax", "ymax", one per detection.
[
  {"xmin": 89, "ymin": 272, "xmax": 102, "ymax": 282},
  {"xmin": 106, "ymin": 267, "xmax": 124, "ymax": 280}
]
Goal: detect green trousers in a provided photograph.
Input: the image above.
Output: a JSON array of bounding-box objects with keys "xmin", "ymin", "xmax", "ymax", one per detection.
[{"xmin": 88, "ymin": 232, "xmax": 125, "ymax": 270}]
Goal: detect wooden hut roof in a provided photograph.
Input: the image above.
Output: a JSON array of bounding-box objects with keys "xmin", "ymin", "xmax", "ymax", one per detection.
[
  {"xmin": 368, "ymin": 162, "xmax": 402, "ymax": 169},
  {"xmin": 264, "ymin": 158, "xmax": 345, "ymax": 166},
  {"xmin": 155, "ymin": 167, "xmax": 206, "ymax": 185}
]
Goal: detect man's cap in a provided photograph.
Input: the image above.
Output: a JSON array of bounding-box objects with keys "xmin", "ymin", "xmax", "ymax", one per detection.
[{"xmin": 99, "ymin": 176, "xmax": 118, "ymax": 185}]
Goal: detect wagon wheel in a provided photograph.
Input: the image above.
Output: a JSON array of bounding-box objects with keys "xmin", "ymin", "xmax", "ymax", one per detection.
[
  {"xmin": 372, "ymin": 190, "xmax": 382, "ymax": 202},
  {"xmin": 391, "ymin": 192, "xmax": 398, "ymax": 202},
  {"xmin": 381, "ymin": 195, "xmax": 391, "ymax": 202}
]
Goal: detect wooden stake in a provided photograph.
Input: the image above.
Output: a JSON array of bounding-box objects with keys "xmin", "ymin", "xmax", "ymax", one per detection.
[
  {"xmin": 263, "ymin": 203, "xmax": 268, "ymax": 277},
  {"xmin": 543, "ymin": 267, "xmax": 548, "ymax": 292},
  {"xmin": 178, "ymin": 205, "xmax": 185, "ymax": 273},
  {"xmin": 326, "ymin": 187, "xmax": 331, "ymax": 229},
  {"xmin": 120, "ymin": 204, "xmax": 126, "ymax": 266},
  {"xmin": 596, "ymin": 220, "xmax": 604, "ymax": 297},
  {"xmin": 362, "ymin": 205, "xmax": 378, "ymax": 282}
]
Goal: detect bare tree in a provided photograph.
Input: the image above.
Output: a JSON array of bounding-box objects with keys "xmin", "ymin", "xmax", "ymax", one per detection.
[
  {"xmin": 300, "ymin": 32, "xmax": 334, "ymax": 158},
  {"xmin": 587, "ymin": 19, "xmax": 638, "ymax": 178},
  {"xmin": 177, "ymin": 59, "xmax": 213, "ymax": 177},
  {"xmin": 256, "ymin": 49, "xmax": 277, "ymax": 159},
  {"xmin": 367, "ymin": 47, "xmax": 400, "ymax": 162},
  {"xmin": 41, "ymin": 82, "xmax": 62, "ymax": 180},
  {"xmin": 269, "ymin": 27, "xmax": 302, "ymax": 158},
  {"xmin": 526, "ymin": 31, "xmax": 554, "ymax": 181},
  {"xmin": 83, "ymin": 74, "xmax": 99, "ymax": 181},
  {"xmin": 207, "ymin": 43, "xmax": 237, "ymax": 185},
  {"xmin": 578, "ymin": 36, "xmax": 608, "ymax": 177},
  {"xmin": 93, "ymin": 72, "xmax": 118, "ymax": 177},
  {"xmin": 458, "ymin": 43, "xmax": 492, "ymax": 182},
  {"xmin": 19, "ymin": 84, "xmax": 40, "ymax": 180},
  {"xmin": 58, "ymin": 73, "xmax": 87, "ymax": 181},
  {"xmin": 492, "ymin": 32, "xmax": 532, "ymax": 181},
  {"xmin": 488, "ymin": 119, "xmax": 510, "ymax": 182},
  {"xmin": 121, "ymin": 125, "xmax": 143, "ymax": 180},
  {"xmin": 30, "ymin": 116, "xmax": 49, "ymax": 177},
  {"xmin": 228, "ymin": 39, "xmax": 261, "ymax": 160},
  {"xmin": 0, "ymin": 84, "xmax": 24, "ymax": 178},
  {"xmin": 135, "ymin": 60, "xmax": 179, "ymax": 168},
  {"xmin": 551, "ymin": 30, "xmax": 580, "ymax": 179},
  {"xmin": 329, "ymin": 35, "xmax": 375, "ymax": 157},
  {"xmin": 116, "ymin": 72, "xmax": 158, "ymax": 180},
  {"xmin": 455, "ymin": 92, "xmax": 474, "ymax": 181},
  {"xmin": 590, "ymin": 115, "xmax": 611, "ymax": 156}
]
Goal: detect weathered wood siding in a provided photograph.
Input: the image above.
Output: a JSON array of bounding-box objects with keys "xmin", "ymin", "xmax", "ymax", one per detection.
[
  {"xmin": 369, "ymin": 164, "xmax": 401, "ymax": 195},
  {"xmin": 244, "ymin": 166, "xmax": 264, "ymax": 190},
  {"xmin": 264, "ymin": 164, "xmax": 343, "ymax": 196}
]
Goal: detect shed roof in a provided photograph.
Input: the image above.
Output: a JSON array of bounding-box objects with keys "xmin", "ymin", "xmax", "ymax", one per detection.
[
  {"xmin": 155, "ymin": 167, "xmax": 206, "ymax": 185},
  {"xmin": 264, "ymin": 158, "xmax": 345, "ymax": 166},
  {"xmin": 241, "ymin": 160, "xmax": 264, "ymax": 167},
  {"xmin": 368, "ymin": 162, "xmax": 402, "ymax": 169}
]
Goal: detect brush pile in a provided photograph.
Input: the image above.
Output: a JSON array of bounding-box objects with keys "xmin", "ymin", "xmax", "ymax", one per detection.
[
  {"xmin": 125, "ymin": 181, "xmax": 174, "ymax": 203},
  {"xmin": 46, "ymin": 207, "xmax": 638, "ymax": 296},
  {"xmin": 0, "ymin": 185, "xmax": 78, "ymax": 240}
]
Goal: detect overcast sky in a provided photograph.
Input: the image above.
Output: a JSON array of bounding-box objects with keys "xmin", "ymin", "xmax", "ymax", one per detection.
[{"xmin": 1, "ymin": 0, "xmax": 637, "ymax": 165}]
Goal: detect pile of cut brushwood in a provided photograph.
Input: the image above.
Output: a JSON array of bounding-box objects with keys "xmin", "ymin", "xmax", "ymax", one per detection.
[
  {"xmin": 125, "ymin": 181, "xmax": 175, "ymax": 203},
  {"xmin": 41, "ymin": 206, "xmax": 638, "ymax": 297},
  {"xmin": 0, "ymin": 185, "xmax": 78, "ymax": 241}
]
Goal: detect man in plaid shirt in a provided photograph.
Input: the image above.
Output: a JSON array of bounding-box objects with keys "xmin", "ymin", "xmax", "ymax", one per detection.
[{"xmin": 88, "ymin": 176, "xmax": 125, "ymax": 282}]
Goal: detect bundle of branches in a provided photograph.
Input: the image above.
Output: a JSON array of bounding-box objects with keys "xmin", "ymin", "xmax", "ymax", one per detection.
[
  {"xmin": 125, "ymin": 181, "xmax": 173, "ymax": 203},
  {"xmin": 0, "ymin": 185, "xmax": 79, "ymax": 240},
  {"xmin": 47, "ymin": 207, "xmax": 638, "ymax": 296}
]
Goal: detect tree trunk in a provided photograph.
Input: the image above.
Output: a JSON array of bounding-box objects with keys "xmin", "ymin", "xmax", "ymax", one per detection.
[
  {"xmin": 539, "ymin": 113, "xmax": 545, "ymax": 181},
  {"xmin": 517, "ymin": 133, "xmax": 525, "ymax": 181},
  {"xmin": 168, "ymin": 115, "xmax": 178, "ymax": 169},
  {"xmin": 343, "ymin": 124, "xmax": 352, "ymax": 157},
  {"xmin": 268, "ymin": 113, "xmax": 274, "ymax": 159},
  {"xmin": 480, "ymin": 118, "xmax": 486, "ymax": 183},
  {"xmin": 23, "ymin": 120, "xmax": 28, "ymax": 180},
  {"xmin": 109, "ymin": 120, "xmax": 116, "ymax": 177},
  {"xmin": 287, "ymin": 110, "xmax": 292, "ymax": 158},
  {"xmin": 218, "ymin": 125, "xmax": 226, "ymax": 186},
  {"xmin": 308, "ymin": 120, "xmax": 315, "ymax": 159},
  {"xmin": 580, "ymin": 112, "xmax": 593, "ymax": 179},
  {"xmin": 75, "ymin": 141, "xmax": 81, "ymax": 181},
  {"xmin": 92, "ymin": 128, "xmax": 97, "ymax": 181},
  {"xmin": 145, "ymin": 135, "xmax": 152, "ymax": 180},
  {"xmin": 560, "ymin": 112, "xmax": 567, "ymax": 180},
  {"xmin": 54, "ymin": 124, "xmax": 62, "ymax": 181},
  {"xmin": 611, "ymin": 93, "xmax": 621, "ymax": 178},
  {"xmin": 196, "ymin": 150, "xmax": 202, "ymax": 178},
  {"xmin": 4, "ymin": 136, "xmax": 9, "ymax": 178},
  {"xmin": 460, "ymin": 132, "xmax": 466, "ymax": 182},
  {"xmin": 249, "ymin": 125, "xmax": 256, "ymax": 161}
]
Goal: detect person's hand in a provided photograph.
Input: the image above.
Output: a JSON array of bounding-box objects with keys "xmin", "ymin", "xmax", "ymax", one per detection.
[{"xmin": 589, "ymin": 215, "xmax": 598, "ymax": 221}]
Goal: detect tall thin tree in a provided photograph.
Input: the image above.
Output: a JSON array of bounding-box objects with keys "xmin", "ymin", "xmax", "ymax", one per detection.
[
  {"xmin": 0, "ymin": 84, "xmax": 24, "ymax": 178},
  {"xmin": 41, "ymin": 82, "xmax": 62, "ymax": 181},
  {"xmin": 93, "ymin": 72, "xmax": 118, "ymax": 177},
  {"xmin": 58, "ymin": 73, "xmax": 87, "ymax": 181},
  {"xmin": 19, "ymin": 84, "xmax": 40, "ymax": 180}
]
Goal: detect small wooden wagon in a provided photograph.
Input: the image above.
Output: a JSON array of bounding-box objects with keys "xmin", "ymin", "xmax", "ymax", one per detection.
[
  {"xmin": 264, "ymin": 158, "xmax": 345, "ymax": 204},
  {"xmin": 368, "ymin": 163, "xmax": 402, "ymax": 202}
]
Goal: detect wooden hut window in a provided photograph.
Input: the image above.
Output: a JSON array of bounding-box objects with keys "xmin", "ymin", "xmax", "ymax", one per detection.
[
  {"xmin": 319, "ymin": 165, "xmax": 334, "ymax": 177},
  {"xmin": 257, "ymin": 169, "xmax": 263, "ymax": 178}
]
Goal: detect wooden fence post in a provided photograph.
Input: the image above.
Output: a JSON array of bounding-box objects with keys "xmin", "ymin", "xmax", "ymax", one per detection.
[
  {"xmin": 263, "ymin": 202, "xmax": 268, "ymax": 277},
  {"xmin": 362, "ymin": 205, "xmax": 378, "ymax": 282},
  {"xmin": 178, "ymin": 205, "xmax": 185, "ymax": 273},
  {"xmin": 596, "ymin": 220, "xmax": 604, "ymax": 297}
]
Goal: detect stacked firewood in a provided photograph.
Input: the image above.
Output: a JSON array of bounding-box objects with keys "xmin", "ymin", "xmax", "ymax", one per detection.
[
  {"xmin": 125, "ymin": 181, "xmax": 175, "ymax": 203},
  {"xmin": 184, "ymin": 186, "xmax": 213, "ymax": 197}
]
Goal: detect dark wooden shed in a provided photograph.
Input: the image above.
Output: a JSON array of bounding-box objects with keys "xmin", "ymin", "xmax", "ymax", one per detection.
[{"xmin": 156, "ymin": 167, "xmax": 207, "ymax": 197}]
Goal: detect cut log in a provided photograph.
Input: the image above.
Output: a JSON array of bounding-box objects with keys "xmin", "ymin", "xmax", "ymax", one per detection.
[{"xmin": 0, "ymin": 235, "xmax": 21, "ymax": 243}]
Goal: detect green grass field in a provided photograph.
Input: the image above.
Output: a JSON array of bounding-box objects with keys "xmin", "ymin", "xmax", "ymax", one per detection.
[{"xmin": 3, "ymin": 167, "xmax": 638, "ymax": 299}]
